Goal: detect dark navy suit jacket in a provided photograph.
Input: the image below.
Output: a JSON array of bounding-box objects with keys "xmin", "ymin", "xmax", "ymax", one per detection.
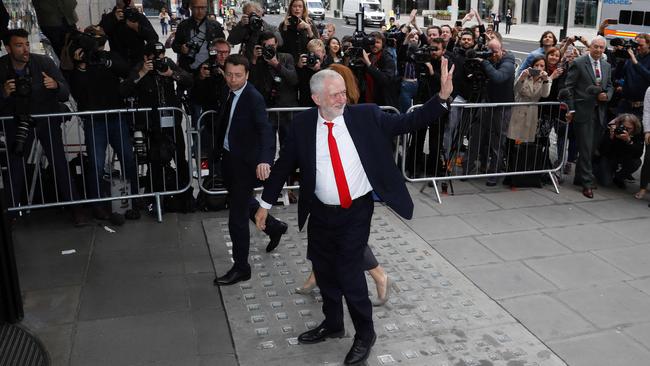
[
  {"xmin": 262, "ymin": 97, "xmax": 447, "ymax": 230},
  {"xmin": 217, "ymin": 82, "xmax": 276, "ymax": 167}
]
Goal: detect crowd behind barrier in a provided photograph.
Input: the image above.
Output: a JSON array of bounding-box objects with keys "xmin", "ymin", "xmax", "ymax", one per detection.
[{"xmin": 2, "ymin": 0, "xmax": 649, "ymax": 226}]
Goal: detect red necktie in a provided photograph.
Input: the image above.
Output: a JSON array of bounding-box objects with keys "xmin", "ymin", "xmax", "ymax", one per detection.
[{"xmin": 324, "ymin": 122, "xmax": 352, "ymax": 208}]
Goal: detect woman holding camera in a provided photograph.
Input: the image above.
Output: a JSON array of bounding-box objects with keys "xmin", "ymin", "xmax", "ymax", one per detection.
[
  {"xmin": 278, "ymin": 0, "xmax": 318, "ymax": 62},
  {"xmin": 507, "ymin": 56, "xmax": 552, "ymax": 142},
  {"xmin": 596, "ymin": 114, "xmax": 643, "ymax": 188}
]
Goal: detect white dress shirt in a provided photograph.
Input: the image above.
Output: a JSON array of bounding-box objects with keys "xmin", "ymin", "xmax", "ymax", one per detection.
[
  {"xmin": 588, "ymin": 54, "xmax": 602, "ymax": 84},
  {"xmin": 314, "ymin": 113, "xmax": 373, "ymax": 205},
  {"xmin": 223, "ymin": 81, "xmax": 247, "ymax": 151},
  {"xmin": 259, "ymin": 111, "xmax": 373, "ymax": 209},
  {"xmin": 643, "ymin": 86, "xmax": 650, "ymax": 133}
]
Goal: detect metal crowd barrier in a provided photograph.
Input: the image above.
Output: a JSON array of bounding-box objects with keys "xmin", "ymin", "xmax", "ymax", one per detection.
[
  {"xmin": 401, "ymin": 101, "xmax": 569, "ymax": 203},
  {"xmin": 0, "ymin": 107, "xmax": 192, "ymax": 222},
  {"xmin": 195, "ymin": 105, "xmax": 401, "ymax": 199}
]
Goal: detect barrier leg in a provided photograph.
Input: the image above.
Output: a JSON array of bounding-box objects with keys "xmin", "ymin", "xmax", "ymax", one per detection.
[
  {"xmin": 431, "ymin": 179, "xmax": 442, "ymax": 204},
  {"xmin": 548, "ymin": 171, "xmax": 560, "ymax": 194},
  {"xmin": 155, "ymin": 193, "xmax": 163, "ymax": 223}
]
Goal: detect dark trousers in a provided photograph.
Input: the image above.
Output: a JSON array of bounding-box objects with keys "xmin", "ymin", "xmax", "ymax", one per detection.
[
  {"xmin": 574, "ymin": 114, "xmax": 603, "ymax": 188},
  {"xmin": 1, "ymin": 117, "xmax": 78, "ymax": 207},
  {"xmin": 222, "ymin": 151, "xmax": 284, "ymax": 271},
  {"xmin": 308, "ymin": 193, "xmax": 375, "ymax": 342},
  {"xmin": 149, "ymin": 124, "xmax": 190, "ymax": 192},
  {"xmin": 641, "ymin": 146, "xmax": 650, "ymax": 190},
  {"xmin": 464, "ymin": 106, "xmax": 511, "ymax": 174},
  {"xmin": 493, "ymin": 21, "xmax": 500, "ymax": 32}
]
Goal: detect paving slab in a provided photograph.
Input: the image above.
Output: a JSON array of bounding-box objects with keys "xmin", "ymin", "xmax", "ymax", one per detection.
[
  {"xmin": 601, "ymin": 218, "xmax": 650, "ymax": 244},
  {"xmin": 205, "ymin": 205, "xmax": 566, "ymax": 366},
  {"xmin": 429, "ymin": 194, "xmax": 499, "ymax": 216},
  {"xmin": 628, "ymin": 278, "xmax": 650, "ymax": 296},
  {"xmin": 516, "ymin": 204, "xmax": 601, "ymax": 227},
  {"xmin": 459, "ymin": 210, "xmax": 543, "ymax": 234},
  {"xmin": 594, "ymin": 244, "xmax": 650, "ymax": 278},
  {"xmin": 476, "ymin": 230, "xmax": 571, "ymax": 261},
  {"xmin": 93, "ymin": 216, "xmax": 181, "ymax": 251},
  {"xmin": 462, "ymin": 262, "xmax": 557, "ymax": 300},
  {"xmin": 85, "ymin": 245, "xmax": 184, "ymax": 279},
  {"xmin": 480, "ymin": 190, "xmax": 554, "ymax": 209},
  {"xmin": 541, "ymin": 224, "xmax": 635, "ymax": 252},
  {"xmin": 407, "ymin": 215, "xmax": 481, "ymax": 240},
  {"xmin": 428, "ymin": 237, "xmax": 502, "ymax": 268},
  {"xmin": 623, "ymin": 322, "xmax": 650, "ymax": 351},
  {"xmin": 576, "ymin": 199, "xmax": 650, "ymax": 221},
  {"xmin": 548, "ymin": 330, "xmax": 650, "ymax": 366},
  {"xmin": 35, "ymin": 324, "xmax": 73, "ymax": 366},
  {"xmin": 70, "ymin": 311, "xmax": 198, "ymax": 366},
  {"xmin": 78, "ymin": 274, "xmax": 189, "ymax": 321},
  {"xmin": 524, "ymin": 253, "xmax": 631, "ymax": 289},
  {"xmin": 555, "ymin": 283, "xmax": 650, "ymax": 328},
  {"xmin": 410, "ymin": 196, "xmax": 440, "ymax": 218},
  {"xmin": 499, "ymin": 294, "xmax": 595, "ymax": 341},
  {"xmin": 21, "ymin": 286, "xmax": 80, "ymax": 330}
]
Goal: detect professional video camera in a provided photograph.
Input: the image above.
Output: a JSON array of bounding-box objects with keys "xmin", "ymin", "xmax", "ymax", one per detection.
[
  {"xmin": 407, "ymin": 45, "xmax": 435, "ymax": 64},
  {"xmin": 345, "ymin": 12, "xmax": 374, "ymax": 69},
  {"xmin": 385, "ymin": 31, "xmax": 400, "ymax": 49},
  {"xmin": 611, "ymin": 37, "xmax": 639, "ymax": 59},
  {"xmin": 249, "ymin": 13, "xmax": 264, "ymax": 32}
]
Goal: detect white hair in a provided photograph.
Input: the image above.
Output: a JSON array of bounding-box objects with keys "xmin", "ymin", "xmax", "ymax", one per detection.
[
  {"xmin": 310, "ymin": 70, "xmax": 343, "ymax": 95},
  {"xmin": 592, "ymin": 35, "xmax": 607, "ymax": 45}
]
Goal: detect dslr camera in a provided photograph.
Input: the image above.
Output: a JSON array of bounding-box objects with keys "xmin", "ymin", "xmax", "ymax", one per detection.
[
  {"xmin": 262, "ymin": 45, "xmax": 276, "ymax": 60},
  {"xmin": 614, "ymin": 123, "xmax": 628, "ymax": 135},
  {"xmin": 248, "ymin": 13, "xmax": 264, "ymax": 32},
  {"xmin": 288, "ymin": 15, "xmax": 300, "ymax": 29},
  {"xmin": 14, "ymin": 75, "xmax": 32, "ymax": 98},
  {"xmin": 185, "ymin": 37, "xmax": 204, "ymax": 62},
  {"xmin": 147, "ymin": 43, "xmax": 170, "ymax": 73},
  {"xmin": 8, "ymin": 72, "xmax": 34, "ymax": 156},
  {"xmin": 121, "ymin": 0, "xmax": 140, "ymax": 22},
  {"xmin": 305, "ymin": 52, "xmax": 319, "ymax": 67}
]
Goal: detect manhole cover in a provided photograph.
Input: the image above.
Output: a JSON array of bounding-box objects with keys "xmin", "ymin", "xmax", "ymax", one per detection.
[{"xmin": 0, "ymin": 324, "xmax": 49, "ymax": 366}]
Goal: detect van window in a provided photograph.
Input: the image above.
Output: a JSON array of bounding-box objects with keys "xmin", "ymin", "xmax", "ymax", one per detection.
[
  {"xmin": 619, "ymin": 10, "xmax": 631, "ymax": 24},
  {"xmin": 307, "ymin": 1, "xmax": 322, "ymax": 7},
  {"xmin": 363, "ymin": 3, "xmax": 380, "ymax": 11},
  {"xmin": 645, "ymin": 12, "xmax": 650, "ymax": 26},
  {"xmin": 630, "ymin": 10, "xmax": 644, "ymax": 25}
]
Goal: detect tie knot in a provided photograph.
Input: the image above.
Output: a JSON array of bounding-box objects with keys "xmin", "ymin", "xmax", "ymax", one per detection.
[{"xmin": 324, "ymin": 121, "xmax": 334, "ymax": 129}]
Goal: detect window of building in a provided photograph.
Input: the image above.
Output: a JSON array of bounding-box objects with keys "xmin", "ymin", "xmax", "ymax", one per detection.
[
  {"xmin": 546, "ymin": 0, "xmax": 567, "ymax": 25},
  {"xmin": 574, "ymin": 0, "xmax": 598, "ymax": 27},
  {"xmin": 522, "ymin": 0, "xmax": 539, "ymax": 23}
]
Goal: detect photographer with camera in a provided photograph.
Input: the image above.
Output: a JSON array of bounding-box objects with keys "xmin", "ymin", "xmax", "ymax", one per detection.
[
  {"xmin": 463, "ymin": 36, "xmax": 516, "ymax": 186},
  {"xmin": 279, "ymin": 0, "xmax": 319, "ymax": 63},
  {"xmin": 68, "ymin": 25, "xmax": 139, "ymax": 220},
  {"xmin": 193, "ymin": 38, "xmax": 231, "ymax": 112},
  {"xmin": 614, "ymin": 34, "xmax": 650, "ymax": 118},
  {"xmin": 99, "ymin": 0, "xmax": 158, "ymax": 67},
  {"xmin": 120, "ymin": 42, "xmax": 194, "ymax": 213},
  {"xmin": 172, "ymin": 0, "xmax": 225, "ymax": 73},
  {"xmin": 0, "ymin": 29, "xmax": 87, "ymax": 225},
  {"xmin": 358, "ymin": 31, "xmax": 399, "ymax": 107},
  {"xmin": 595, "ymin": 114, "xmax": 643, "ymax": 189},
  {"xmin": 296, "ymin": 38, "xmax": 326, "ymax": 106},
  {"xmin": 227, "ymin": 1, "xmax": 282, "ymax": 62}
]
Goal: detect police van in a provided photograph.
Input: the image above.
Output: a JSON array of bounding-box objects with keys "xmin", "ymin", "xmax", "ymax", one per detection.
[{"xmin": 600, "ymin": 0, "xmax": 650, "ymax": 39}]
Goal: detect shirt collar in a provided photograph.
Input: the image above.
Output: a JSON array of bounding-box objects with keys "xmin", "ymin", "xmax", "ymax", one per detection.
[
  {"xmin": 588, "ymin": 53, "xmax": 600, "ymax": 64},
  {"xmin": 317, "ymin": 111, "xmax": 345, "ymax": 127}
]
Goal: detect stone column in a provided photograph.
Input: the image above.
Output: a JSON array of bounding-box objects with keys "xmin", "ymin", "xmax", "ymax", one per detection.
[
  {"xmin": 539, "ymin": 0, "xmax": 548, "ymax": 26},
  {"xmin": 514, "ymin": 0, "xmax": 523, "ymax": 25},
  {"xmin": 568, "ymin": 0, "xmax": 576, "ymax": 27}
]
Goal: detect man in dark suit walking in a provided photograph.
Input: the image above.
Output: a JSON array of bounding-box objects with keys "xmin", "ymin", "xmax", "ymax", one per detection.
[
  {"xmin": 565, "ymin": 36, "xmax": 613, "ymax": 199},
  {"xmin": 213, "ymin": 54, "xmax": 288, "ymax": 286},
  {"xmin": 255, "ymin": 59, "xmax": 454, "ymax": 365}
]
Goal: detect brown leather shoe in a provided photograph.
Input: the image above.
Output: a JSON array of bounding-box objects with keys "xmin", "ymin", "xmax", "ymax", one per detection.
[{"xmin": 582, "ymin": 187, "xmax": 594, "ymax": 199}]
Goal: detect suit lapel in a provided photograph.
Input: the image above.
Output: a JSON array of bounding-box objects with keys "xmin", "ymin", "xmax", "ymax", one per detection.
[
  {"xmin": 582, "ymin": 57, "xmax": 597, "ymax": 84},
  {"xmin": 307, "ymin": 108, "xmax": 318, "ymax": 187}
]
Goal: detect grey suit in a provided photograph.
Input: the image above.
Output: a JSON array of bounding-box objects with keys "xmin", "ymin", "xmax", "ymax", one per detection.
[{"xmin": 565, "ymin": 54, "xmax": 613, "ymax": 187}]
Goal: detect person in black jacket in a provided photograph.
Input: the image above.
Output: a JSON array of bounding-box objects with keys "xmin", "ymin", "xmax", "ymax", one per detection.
[
  {"xmin": 69, "ymin": 25, "xmax": 139, "ymax": 220},
  {"xmin": 0, "ymin": 29, "xmax": 86, "ymax": 225},
  {"xmin": 99, "ymin": 0, "xmax": 159, "ymax": 67},
  {"xmin": 120, "ymin": 42, "xmax": 193, "ymax": 210},
  {"xmin": 596, "ymin": 114, "xmax": 644, "ymax": 188},
  {"xmin": 358, "ymin": 31, "xmax": 398, "ymax": 108},
  {"xmin": 296, "ymin": 38, "xmax": 326, "ymax": 107},
  {"xmin": 278, "ymin": 0, "xmax": 318, "ymax": 63},
  {"xmin": 171, "ymin": 0, "xmax": 225, "ymax": 73},
  {"xmin": 227, "ymin": 1, "xmax": 282, "ymax": 62}
]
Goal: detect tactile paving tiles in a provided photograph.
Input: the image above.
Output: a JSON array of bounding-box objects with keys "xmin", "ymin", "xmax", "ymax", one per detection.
[{"xmin": 204, "ymin": 204, "xmax": 567, "ymax": 366}]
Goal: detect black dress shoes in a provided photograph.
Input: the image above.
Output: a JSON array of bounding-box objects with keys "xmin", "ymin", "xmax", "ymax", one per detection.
[
  {"xmin": 214, "ymin": 268, "xmax": 251, "ymax": 286},
  {"xmin": 265, "ymin": 221, "xmax": 288, "ymax": 253},
  {"xmin": 297, "ymin": 324, "xmax": 345, "ymax": 344},
  {"xmin": 582, "ymin": 187, "xmax": 594, "ymax": 199},
  {"xmin": 344, "ymin": 333, "xmax": 376, "ymax": 365}
]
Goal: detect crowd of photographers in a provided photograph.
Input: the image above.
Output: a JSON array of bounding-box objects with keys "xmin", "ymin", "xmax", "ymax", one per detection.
[{"xmin": 1, "ymin": 0, "xmax": 650, "ymax": 226}]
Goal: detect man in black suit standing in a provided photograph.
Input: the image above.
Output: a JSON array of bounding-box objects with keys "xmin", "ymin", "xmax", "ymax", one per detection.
[
  {"xmin": 255, "ymin": 60, "xmax": 454, "ymax": 365},
  {"xmin": 213, "ymin": 54, "xmax": 288, "ymax": 286},
  {"xmin": 565, "ymin": 36, "xmax": 614, "ymax": 198}
]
